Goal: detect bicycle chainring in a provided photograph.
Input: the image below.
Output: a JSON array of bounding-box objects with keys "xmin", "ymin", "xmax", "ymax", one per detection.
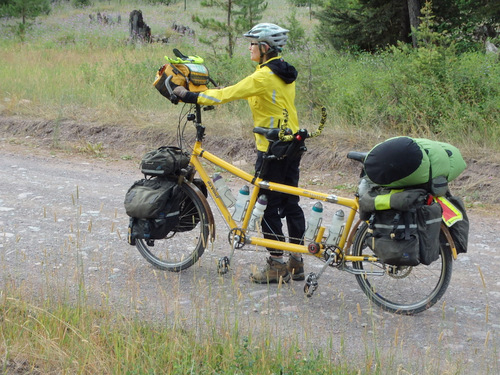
[{"xmin": 227, "ymin": 228, "xmax": 246, "ymax": 249}]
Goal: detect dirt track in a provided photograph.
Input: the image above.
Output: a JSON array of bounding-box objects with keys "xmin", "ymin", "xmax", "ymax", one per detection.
[{"xmin": 1, "ymin": 137, "xmax": 499, "ymax": 373}]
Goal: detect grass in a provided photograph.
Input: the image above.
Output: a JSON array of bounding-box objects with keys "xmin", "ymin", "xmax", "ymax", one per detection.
[{"xmin": 0, "ymin": 292, "xmax": 349, "ymax": 374}]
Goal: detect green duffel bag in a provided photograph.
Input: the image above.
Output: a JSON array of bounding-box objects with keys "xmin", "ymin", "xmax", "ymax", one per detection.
[{"xmin": 363, "ymin": 136, "xmax": 466, "ymax": 190}]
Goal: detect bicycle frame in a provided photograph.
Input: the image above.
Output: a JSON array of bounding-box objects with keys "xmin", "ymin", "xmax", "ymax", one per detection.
[{"xmin": 186, "ymin": 105, "xmax": 375, "ymax": 263}]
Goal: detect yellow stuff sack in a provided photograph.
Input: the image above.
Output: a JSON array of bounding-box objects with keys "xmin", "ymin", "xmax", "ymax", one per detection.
[{"xmin": 153, "ymin": 63, "xmax": 209, "ymax": 100}]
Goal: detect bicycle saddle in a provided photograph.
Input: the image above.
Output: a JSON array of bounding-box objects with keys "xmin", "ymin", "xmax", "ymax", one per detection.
[{"xmin": 347, "ymin": 151, "xmax": 367, "ymax": 163}]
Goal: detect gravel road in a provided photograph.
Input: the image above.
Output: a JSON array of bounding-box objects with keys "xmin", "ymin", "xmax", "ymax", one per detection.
[{"xmin": 1, "ymin": 142, "xmax": 499, "ymax": 373}]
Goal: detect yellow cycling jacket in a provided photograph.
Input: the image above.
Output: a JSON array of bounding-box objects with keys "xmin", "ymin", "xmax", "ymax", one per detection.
[{"xmin": 196, "ymin": 57, "xmax": 299, "ymax": 152}]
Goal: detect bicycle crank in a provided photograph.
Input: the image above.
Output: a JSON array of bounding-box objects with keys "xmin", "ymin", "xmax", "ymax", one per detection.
[{"xmin": 303, "ymin": 250, "xmax": 338, "ymax": 297}]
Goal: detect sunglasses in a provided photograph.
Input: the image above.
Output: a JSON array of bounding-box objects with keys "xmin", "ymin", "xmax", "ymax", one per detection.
[{"xmin": 250, "ymin": 42, "xmax": 259, "ymax": 46}]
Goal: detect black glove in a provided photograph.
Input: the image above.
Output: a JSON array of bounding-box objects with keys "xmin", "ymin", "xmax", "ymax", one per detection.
[{"xmin": 172, "ymin": 86, "xmax": 198, "ymax": 104}]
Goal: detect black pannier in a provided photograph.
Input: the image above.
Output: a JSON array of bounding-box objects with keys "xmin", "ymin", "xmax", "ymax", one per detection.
[
  {"xmin": 124, "ymin": 177, "xmax": 181, "ymax": 245},
  {"xmin": 360, "ymin": 185, "xmax": 442, "ymax": 266},
  {"xmin": 417, "ymin": 201, "xmax": 442, "ymax": 265},
  {"xmin": 366, "ymin": 209, "xmax": 421, "ymax": 266}
]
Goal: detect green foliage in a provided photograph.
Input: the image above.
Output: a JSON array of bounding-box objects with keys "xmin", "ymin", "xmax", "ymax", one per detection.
[
  {"xmin": 233, "ymin": 0, "xmax": 268, "ymax": 32},
  {"xmin": 72, "ymin": 0, "xmax": 92, "ymax": 8},
  {"xmin": 193, "ymin": 0, "xmax": 268, "ymax": 57},
  {"xmin": 285, "ymin": 9, "xmax": 306, "ymax": 51},
  {"xmin": 316, "ymin": 0, "xmax": 410, "ymax": 51},
  {"xmin": 287, "ymin": 0, "xmax": 316, "ymax": 6},
  {"xmin": 0, "ymin": 294, "xmax": 352, "ymax": 374},
  {"xmin": 316, "ymin": 0, "xmax": 500, "ymax": 51},
  {"xmin": 0, "ymin": 0, "xmax": 50, "ymax": 41},
  {"xmin": 1, "ymin": 0, "xmax": 51, "ymax": 23}
]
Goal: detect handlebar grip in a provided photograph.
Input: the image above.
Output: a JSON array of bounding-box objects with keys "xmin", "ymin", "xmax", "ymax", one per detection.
[{"xmin": 164, "ymin": 75, "xmax": 180, "ymax": 104}]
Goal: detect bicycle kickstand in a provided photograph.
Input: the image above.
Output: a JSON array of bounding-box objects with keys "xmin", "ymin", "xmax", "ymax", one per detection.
[{"xmin": 304, "ymin": 250, "xmax": 337, "ymax": 297}]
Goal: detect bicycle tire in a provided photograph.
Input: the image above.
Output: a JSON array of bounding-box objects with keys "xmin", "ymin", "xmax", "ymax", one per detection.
[
  {"xmin": 351, "ymin": 222, "xmax": 453, "ymax": 315},
  {"xmin": 135, "ymin": 181, "xmax": 209, "ymax": 272}
]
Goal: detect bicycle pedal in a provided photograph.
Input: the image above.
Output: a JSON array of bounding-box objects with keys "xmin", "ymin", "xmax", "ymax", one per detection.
[
  {"xmin": 304, "ymin": 272, "xmax": 319, "ymax": 297},
  {"xmin": 217, "ymin": 256, "xmax": 230, "ymax": 275}
]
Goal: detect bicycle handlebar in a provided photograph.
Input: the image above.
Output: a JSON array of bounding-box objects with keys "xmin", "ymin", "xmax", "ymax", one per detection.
[{"xmin": 164, "ymin": 75, "xmax": 180, "ymax": 104}]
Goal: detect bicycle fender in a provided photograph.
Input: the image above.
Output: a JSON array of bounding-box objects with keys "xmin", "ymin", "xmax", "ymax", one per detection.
[{"xmin": 184, "ymin": 180, "xmax": 216, "ymax": 243}]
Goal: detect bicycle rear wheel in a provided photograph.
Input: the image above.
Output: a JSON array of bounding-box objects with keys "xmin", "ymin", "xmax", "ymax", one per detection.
[
  {"xmin": 135, "ymin": 181, "xmax": 210, "ymax": 272},
  {"xmin": 351, "ymin": 222, "xmax": 453, "ymax": 315}
]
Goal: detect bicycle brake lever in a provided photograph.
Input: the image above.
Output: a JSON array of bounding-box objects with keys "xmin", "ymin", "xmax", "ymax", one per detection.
[{"xmin": 170, "ymin": 94, "xmax": 179, "ymax": 105}]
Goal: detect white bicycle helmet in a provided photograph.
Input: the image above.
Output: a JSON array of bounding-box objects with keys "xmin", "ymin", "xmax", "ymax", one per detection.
[{"xmin": 244, "ymin": 23, "xmax": 289, "ymax": 49}]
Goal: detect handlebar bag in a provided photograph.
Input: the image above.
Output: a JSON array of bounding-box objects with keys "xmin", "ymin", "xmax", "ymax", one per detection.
[{"xmin": 153, "ymin": 63, "xmax": 209, "ymax": 100}]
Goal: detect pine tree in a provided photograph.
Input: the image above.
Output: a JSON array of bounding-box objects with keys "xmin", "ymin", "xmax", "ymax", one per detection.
[
  {"xmin": 1, "ymin": 0, "xmax": 51, "ymax": 41},
  {"xmin": 193, "ymin": 0, "xmax": 267, "ymax": 57},
  {"xmin": 1, "ymin": 0, "xmax": 50, "ymax": 24},
  {"xmin": 233, "ymin": 0, "xmax": 267, "ymax": 33},
  {"xmin": 315, "ymin": 0, "xmax": 499, "ymax": 51}
]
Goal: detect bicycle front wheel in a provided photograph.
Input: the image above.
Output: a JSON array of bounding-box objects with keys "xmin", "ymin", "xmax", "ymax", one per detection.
[
  {"xmin": 135, "ymin": 181, "xmax": 210, "ymax": 272},
  {"xmin": 351, "ymin": 222, "xmax": 453, "ymax": 315}
]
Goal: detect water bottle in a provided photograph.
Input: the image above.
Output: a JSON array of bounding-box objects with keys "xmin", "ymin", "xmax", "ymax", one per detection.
[
  {"xmin": 304, "ymin": 201, "xmax": 323, "ymax": 240},
  {"xmin": 358, "ymin": 177, "xmax": 370, "ymax": 197},
  {"xmin": 212, "ymin": 172, "xmax": 236, "ymax": 208},
  {"xmin": 248, "ymin": 195, "xmax": 268, "ymax": 231},
  {"xmin": 325, "ymin": 209, "xmax": 345, "ymax": 246},
  {"xmin": 232, "ymin": 185, "xmax": 250, "ymax": 221}
]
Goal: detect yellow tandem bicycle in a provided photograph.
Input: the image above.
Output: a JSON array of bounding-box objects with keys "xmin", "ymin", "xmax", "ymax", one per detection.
[{"xmin": 133, "ymin": 100, "xmax": 458, "ymax": 315}]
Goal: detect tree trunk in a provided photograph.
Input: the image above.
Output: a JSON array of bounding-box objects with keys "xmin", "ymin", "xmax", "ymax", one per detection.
[
  {"xmin": 227, "ymin": 0, "xmax": 234, "ymax": 58},
  {"xmin": 407, "ymin": 0, "xmax": 421, "ymax": 47},
  {"xmin": 129, "ymin": 10, "xmax": 151, "ymax": 44}
]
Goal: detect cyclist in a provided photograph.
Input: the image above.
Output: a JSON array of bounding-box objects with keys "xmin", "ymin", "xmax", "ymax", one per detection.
[{"xmin": 173, "ymin": 23, "xmax": 306, "ymax": 284}]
